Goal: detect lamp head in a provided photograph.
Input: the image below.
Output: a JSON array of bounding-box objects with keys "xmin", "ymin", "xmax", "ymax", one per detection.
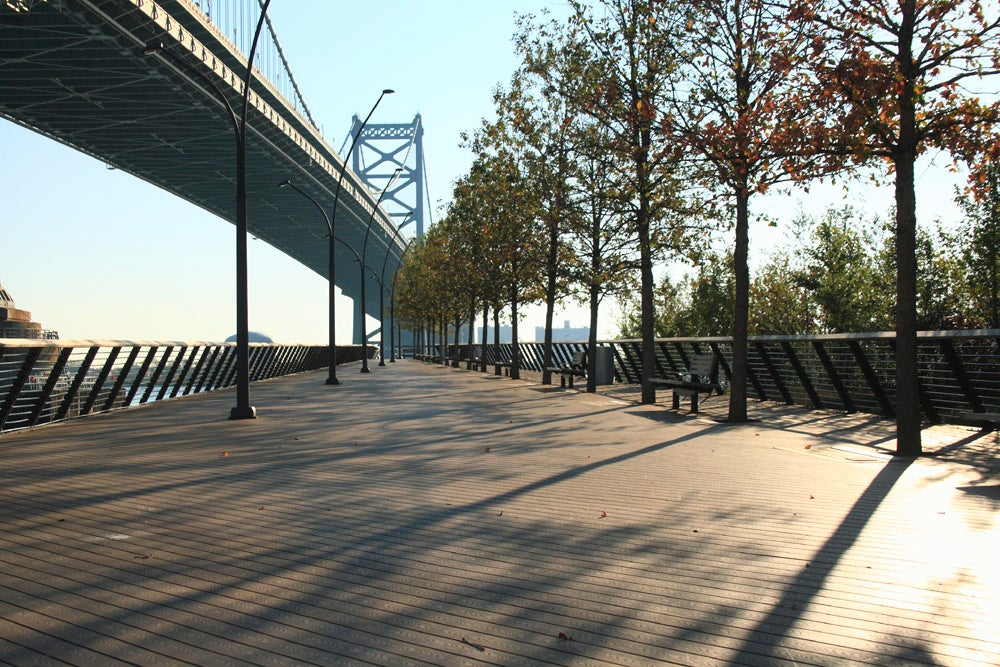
[
  {"xmin": 278, "ymin": 179, "xmax": 291, "ymax": 188},
  {"xmin": 142, "ymin": 41, "xmax": 164, "ymax": 55},
  {"xmin": 383, "ymin": 89, "xmax": 395, "ymax": 95}
]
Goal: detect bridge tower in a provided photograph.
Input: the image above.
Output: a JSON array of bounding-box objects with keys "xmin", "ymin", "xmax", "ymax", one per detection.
[
  {"xmin": 346, "ymin": 114, "xmax": 426, "ymax": 238},
  {"xmin": 344, "ymin": 115, "xmax": 424, "ymax": 349}
]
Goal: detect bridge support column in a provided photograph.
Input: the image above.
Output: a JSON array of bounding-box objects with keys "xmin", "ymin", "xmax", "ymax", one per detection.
[{"xmin": 353, "ymin": 297, "xmax": 365, "ymax": 346}]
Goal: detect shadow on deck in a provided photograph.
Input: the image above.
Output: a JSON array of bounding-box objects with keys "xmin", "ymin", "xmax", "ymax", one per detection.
[{"xmin": 1, "ymin": 360, "xmax": 997, "ymax": 666}]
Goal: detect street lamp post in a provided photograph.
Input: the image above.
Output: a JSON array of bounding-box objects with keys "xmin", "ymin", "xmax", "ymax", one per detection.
[
  {"xmin": 326, "ymin": 89, "xmax": 393, "ymax": 378},
  {"xmin": 377, "ymin": 212, "xmax": 414, "ymax": 364},
  {"xmin": 359, "ymin": 169, "xmax": 402, "ymax": 373},
  {"xmin": 334, "ymin": 235, "xmax": 371, "ymax": 365},
  {"xmin": 277, "ymin": 180, "xmax": 341, "ymax": 384},
  {"xmin": 143, "ymin": 0, "xmax": 272, "ymax": 420},
  {"xmin": 388, "ymin": 234, "xmax": 416, "ymax": 363}
]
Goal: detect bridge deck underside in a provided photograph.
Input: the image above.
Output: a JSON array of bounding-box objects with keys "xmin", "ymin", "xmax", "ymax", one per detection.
[{"xmin": 0, "ymin": 0, "xmax": 403, "ymax": 313}]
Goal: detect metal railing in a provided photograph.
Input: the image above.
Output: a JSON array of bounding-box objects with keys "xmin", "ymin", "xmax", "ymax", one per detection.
[
  {"xmin": 422, "ymin": 330, "xmax": 1000, "ymax": 427},
  {"xmin": 0, "ymin": 339, "xmax": 372, "ymax": 433}
]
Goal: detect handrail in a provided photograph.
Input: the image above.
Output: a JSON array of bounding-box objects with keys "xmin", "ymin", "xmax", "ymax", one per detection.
[
  {"xmin": 437, "ymin": 330, "xmax": 1000, "ymax": 427},
  {"xmin": 0, "ymin": 340, "xmax": 373, "ymax": 433}
]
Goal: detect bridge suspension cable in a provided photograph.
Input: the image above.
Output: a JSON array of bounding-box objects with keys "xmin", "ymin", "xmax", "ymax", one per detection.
[{"xmin": 191, "ymin": 0, "xmax": 317, "ymax": 129}]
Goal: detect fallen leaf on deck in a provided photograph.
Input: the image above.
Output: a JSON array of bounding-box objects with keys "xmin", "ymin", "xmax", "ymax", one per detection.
[
  {"xmin": 461, "ymin": 637, "xmax": 486, "ymax": 652},
  {"xmin": 484, "ymin": 447, "xmax": 491, "ymax": 453},
  {"xmin": 804, "ymin": 444, "xmax": 811, "ymax": 449},
  {"xmin": 259, "ymin": 505, "xmax": 266, "ymax": 510},
  {"xmin": 557, "ymin": 632, "xmax": 572, "ymax": 641},
  {"xmin": 221, "ymin": 451, "xmax": 229, "ymax": 457},
  {"xmin": 600, "ymin": 511, "xmax": 607, "ymax": 518}
]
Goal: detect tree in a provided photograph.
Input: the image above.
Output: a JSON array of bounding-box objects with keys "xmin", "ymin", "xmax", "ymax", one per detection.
[
  {"xmin": 567, "ymin": 0, "xmax": 699, "ymax": 404},
  {"xmin": 494, "ymin": 70, "xmax": 579, "ymax": 385},
  {"xmin": 518, "ymin": 15, "xmax": 638, "ymax": 391},
  {"xmin": 792, "ymin": 207, "xmax": 893, "ymax": 333},
  {"xmin": 749, "ymin": 252, "xmax": 815, "ymax": 334},
  {"xmin": 794, "ymin": 0, "xmax": 1000, "ymax": 454},
  {"xmin": 462, "ymin": 142, "xmax": 543, "ymax": 379},
  {"xmin": 665, "ymin": 0, "xmax": 841, "ymax": 421},
  {"xmin": 616, "ymin": 250, "xmax": 734, "ymax": 338},
  {"xmin": 951, "ymin": 164, "xmax": 1000, "ymax": 327}
]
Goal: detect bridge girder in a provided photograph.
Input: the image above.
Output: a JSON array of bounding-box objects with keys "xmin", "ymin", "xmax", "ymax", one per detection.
[{"xmin": 0, "ymin": 0, "xmax": 407, "ymax": 322}]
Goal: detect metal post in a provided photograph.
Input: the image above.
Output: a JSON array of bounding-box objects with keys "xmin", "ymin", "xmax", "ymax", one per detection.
[
  {"xmin": 359, "ymin": 168, "xmax": 403, "ymax": 373},
  {"xmin": 143, "ymin": 0, "xmax": 272, "ymax": 420},
  {"xmin": 325, "ymin": 88, "xmax": 393, "ymax": 378},
  {"xmin": 379, "ymin": 212, "xmax": 413, "ymax": 364},
  {"xmin": 278, "ymin": 180, "xmax": 340, "ymax": 384}
]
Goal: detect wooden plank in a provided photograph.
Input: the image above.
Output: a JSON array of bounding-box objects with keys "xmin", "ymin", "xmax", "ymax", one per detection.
[{"xmin": 0, "ymin": 365, "xmax": 996, "ymax": 666}]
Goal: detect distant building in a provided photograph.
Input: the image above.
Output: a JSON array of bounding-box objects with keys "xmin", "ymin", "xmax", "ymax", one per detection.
[
  {"xmin": 225, "ymin": 331, "xmax": 274, "ymax": 344},
  {"xmin": 0, "ymin": 280, "xmax": 58, "ymax": 339},
  {"xmin": 476, "ymin": 324, "xmax": 513, "ymax": 344},
  {"xmin": 536, "ymin": 320, "xmax": 589, "ymax": 343}
]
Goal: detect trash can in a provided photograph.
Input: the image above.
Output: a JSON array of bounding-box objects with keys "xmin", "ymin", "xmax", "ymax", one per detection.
[{"xmin": 593, "ymin": 346, "xmax": 615, "ymax": 385}]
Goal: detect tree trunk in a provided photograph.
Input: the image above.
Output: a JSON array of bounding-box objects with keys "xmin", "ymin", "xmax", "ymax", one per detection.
[
  {"xmin": 588, "ymin": 281, "xmax": 600, "ymax": 394},
  {"xmin": 467, "ymin": 298, "xmax": 476, "ymax": 370},
  {"xmin": 511, "ymin": 291, "xmax": 521, "ymax": 380},
  {"xmin": 639, "ymin": 217, "xmax": 656, "ymax": 404},
  {"xmin": 440, "ymin": 315, "xmax": 447, "ymax": 366},
  {"xmin": 481, "ymin": 306, "xmax": 489, "ymax": 372},
  {"xmin": 729, "ymin": 190, "xmax": 750, "ymax": 422},
  {"xmin": 587, "ymin": 218, "xmax": 602, "ymax": 393},
  {"xmin": 894, "ymin": 4, "xmax": 922, "ymax": 456},
  {"xmin": 894, "ymin": 148, "xmax": 921, "ymax": 455},
  {"xmin": 493, "ymin": 308, "xmax": 502, "ymax": 375},
  {"xmin": 542, "ymin": 215, "xmax": 559, "ymax": 385}
]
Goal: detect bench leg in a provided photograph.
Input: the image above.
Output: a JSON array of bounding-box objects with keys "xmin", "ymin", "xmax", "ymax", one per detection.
[
  {"xmin": 691, "ymin": 392, "xmax": 699, "ymax": 414},
  {"xmin": 568, "ymin": 374, "xmax": 574, "ymax": 389},
  {"xmin": 672, "ymin": 391, "xmax": 680, "ymax": 410},
  {"xmin": 560, "ymin": 375, "xmax": 566, "ymax": 389}
]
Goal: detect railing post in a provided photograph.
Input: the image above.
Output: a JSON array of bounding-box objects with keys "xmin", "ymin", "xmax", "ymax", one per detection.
[
  {"xmin": 28, "ymin": 347, "xmax": 72, "ymax": 428},
  {"xmin": 849, "ymin": 340, "xmax": 894, "ymax": 417},
  {"xmin": 56, "ymin": 347, "xmax": 98, "ymax": 421},
  {"xmin": 81, "ymin": 346, "xmax": 121, "ymax": 415},
  {"xmin": 0, "ymin": 347, "xmax": 40, "ymax": 432},
  {"xmin": 126, "ymin": 347, "xmax": 159, "ymax": 406},
  {"xmin": 142, "ymin": 347, "xmax": 174, "ymax": 404},
  {"xmin": 104, "ymin": 346, "xmax": 141, "ymax": 411}
]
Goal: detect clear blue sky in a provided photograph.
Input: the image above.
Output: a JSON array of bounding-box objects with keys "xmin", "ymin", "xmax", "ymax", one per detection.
[{"xmin": 1, "ymin": 0, "xmax": 962, "ymax": 343}]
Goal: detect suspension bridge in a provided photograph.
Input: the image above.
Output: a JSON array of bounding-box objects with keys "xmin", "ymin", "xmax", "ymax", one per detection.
[{"xmin": 0, "ymin": 0, "xmax": 427, "ymax": 339}]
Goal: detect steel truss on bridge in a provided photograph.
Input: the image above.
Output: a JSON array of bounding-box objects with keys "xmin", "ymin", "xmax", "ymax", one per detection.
[
  {"xmin": 346, "ymin": 114, "xmax": 427, "ymax": 238},
  {"xmin": 0, "ymin": 0, "xmax": 410, "ymax": 323}
]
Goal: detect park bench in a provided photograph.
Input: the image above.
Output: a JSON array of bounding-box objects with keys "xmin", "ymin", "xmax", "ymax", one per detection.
[
  {"xmin": 464, "ymin": 345, "xmax": 484, "ymax": 371},
  {"xmin": 651, "ymin": 353, "xmax": 724, "ymax": 414},
  {"xmin": 962, "ymin": 412, "xmax": 1000, "ymax": 430},
  {"xmin": 545, "ymin": 350, "xmax": 588, "ymax": 389},
  {"xmin": 494, "ymin": 360, "xmax": 514, "ymax": 376}
]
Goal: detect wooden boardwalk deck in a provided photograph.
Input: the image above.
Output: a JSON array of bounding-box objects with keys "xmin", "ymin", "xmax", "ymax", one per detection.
[{"xmin": 1, "ymin": 360, "xmax": 997, "ymax": 666}]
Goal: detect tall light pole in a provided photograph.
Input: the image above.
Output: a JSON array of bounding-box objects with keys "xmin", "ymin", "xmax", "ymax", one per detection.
[
  {"xmin": 328, "ymin": 89, "xmax": 393, "ymax": 376},
  {"xmin": 378, "ymin": 212, "xmax": 414, "ymax": 364},
  {"xmin": 359, "ymin": 168, "xmax": 402, "ymax": 373},
  {"xmin": 334, "ymin": 235, "xmax": 371, "ymax": 365},
  {"xmin": 388, "ymin": 232, "xmax": 416, "ymax": 363},
  {"xmin": 277, "ymin": 179, "xmax": 341, "ymax": 384},
  {"xmin": 143, "ymin": 0, "xmax": 272, "ymax": 420}
]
